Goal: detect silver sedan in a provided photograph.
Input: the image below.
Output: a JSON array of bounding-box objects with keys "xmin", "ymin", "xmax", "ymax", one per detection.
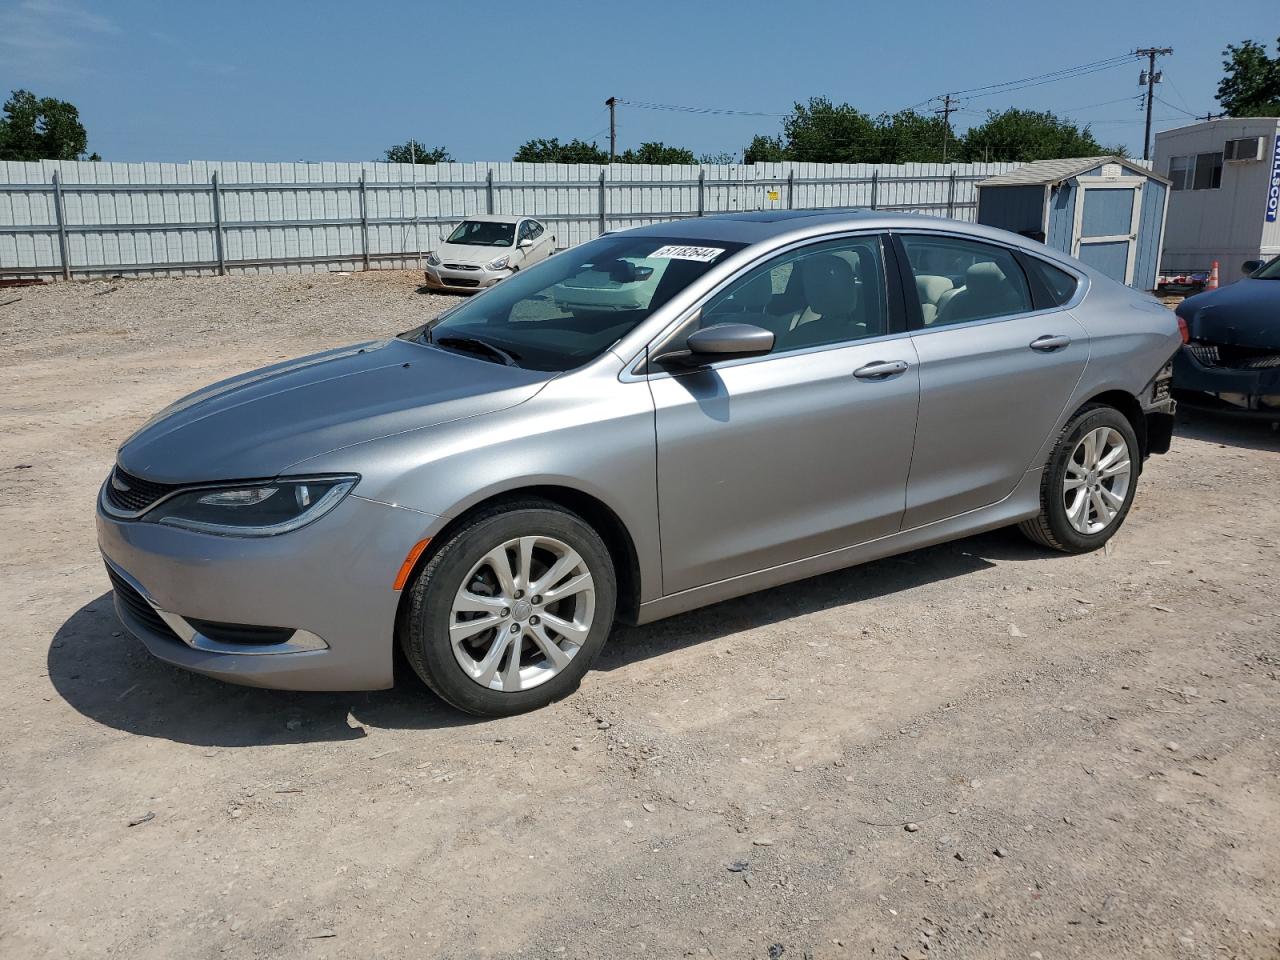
[{"xmin": 98, "ymin": 210, "xmax": 1180, "ymax": 716}]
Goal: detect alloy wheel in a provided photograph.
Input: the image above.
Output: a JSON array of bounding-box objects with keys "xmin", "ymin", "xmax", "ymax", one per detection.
[
  {"xmin": 448, "ymin": 535, "xmax": 596, "ymax": 692},
  {"xmin": 1063, "ymin": 426, "xmax": 1131, "ymax": 535}
]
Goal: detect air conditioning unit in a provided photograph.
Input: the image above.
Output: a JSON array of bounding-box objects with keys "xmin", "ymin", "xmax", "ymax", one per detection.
[{"xmin": 1224, "ymin": 137, "xmax": 1264, "ymax": 162}]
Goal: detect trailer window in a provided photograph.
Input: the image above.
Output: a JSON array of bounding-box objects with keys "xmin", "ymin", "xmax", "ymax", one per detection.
[{"xmin": 1192, "ymin": 152, "xmax": 1222, "ymax": 190}]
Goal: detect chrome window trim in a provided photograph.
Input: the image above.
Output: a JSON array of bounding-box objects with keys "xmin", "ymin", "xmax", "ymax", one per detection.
[
  {"xmin": 892, "ymin": 227, "xmax": 1091, "ymax": 330},
  {"xmin": 621, "ymin": 228, "xmax": 897, "ymax": 383}
]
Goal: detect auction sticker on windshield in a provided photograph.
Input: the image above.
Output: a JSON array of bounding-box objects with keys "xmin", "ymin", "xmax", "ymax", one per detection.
[{"xmin": 649, "ymin": 245, "xmax": 725, "ymax": 262}]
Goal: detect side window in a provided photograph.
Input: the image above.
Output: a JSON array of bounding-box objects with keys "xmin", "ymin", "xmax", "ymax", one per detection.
[
  {"xmin": 518, "ymin": 220, "xmax": 533, "ymax": 241},
  {"xmin": 700, "ymin": 236, "xmax": 889, "ymax": 353},
  {"xmin": 527, "ymin": 220, "xmax": 544, "ymax": 240},
  {"xmin": 1024, "ymin": 257, "xmax": 1079, "ymax": 307},
  {"xmin": 900, "ymin": 235, "xmax": 1033, "ymax": 327}
]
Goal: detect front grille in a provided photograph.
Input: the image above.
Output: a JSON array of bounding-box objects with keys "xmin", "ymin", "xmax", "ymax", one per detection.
[
  {"xmin": 444, "ymin": 277, "xmax": 480, "ymax": 288},
  {"xmin": 104, "ymin": 466, "xmax": 179, "ymax": 515},
  {"xmin": 105, "ymin": 564, "xmax": 181, "ymax": 643},
  {"xmin": 443, "ymin": 263, "xmax": 481, "ymax": 271}
]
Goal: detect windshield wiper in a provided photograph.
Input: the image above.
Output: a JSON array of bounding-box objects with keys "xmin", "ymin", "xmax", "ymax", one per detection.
[{"xmin": 433, "ymin": 335, "xmax": 521, "ymax": 367}]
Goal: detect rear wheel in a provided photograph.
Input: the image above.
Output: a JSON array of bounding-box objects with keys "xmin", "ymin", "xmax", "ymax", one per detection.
[
  {"xmin": 401, "ymin": 500, "xmax": 616, "ymax": 716},
  {"xmin": 1019, "ymin": 404, "xmax": 1139, "ymax": 553}
]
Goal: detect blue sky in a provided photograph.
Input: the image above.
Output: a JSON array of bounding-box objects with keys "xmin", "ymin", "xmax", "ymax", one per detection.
[{"xmin": 0, "ymin": 0, "xmax": 1273, "ymax": 163}]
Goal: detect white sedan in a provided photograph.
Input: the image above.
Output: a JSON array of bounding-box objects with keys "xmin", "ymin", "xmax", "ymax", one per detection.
[{"xmin": 424, "ymin": 215, "xmax": 555, "ymax": 293}]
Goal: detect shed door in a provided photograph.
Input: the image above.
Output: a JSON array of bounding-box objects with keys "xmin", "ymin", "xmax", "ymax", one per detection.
[{"xmin": 1072, "ymin": 179, "xmax": 1143, "ymax": 285}]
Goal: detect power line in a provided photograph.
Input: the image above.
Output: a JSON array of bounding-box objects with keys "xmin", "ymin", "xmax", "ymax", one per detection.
[
  {"xmin": 944, "ymin": 53, "xmax": 1138, "ymax": 99},
  {"xmin": 1153, "ymin": 93, "xmax": 1203, "ymax": 120},
  {"xmin": 615, "ymin": 98, "xmax": 786, "ymax": 119},
  {"xmin": 1058, "ymin": 94, "xmax": 1145, "ymax": 113}
]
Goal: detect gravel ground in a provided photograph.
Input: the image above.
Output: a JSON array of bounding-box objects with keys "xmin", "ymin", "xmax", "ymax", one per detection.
[{"xmin": 1, "ymin": 271, "xmax": 1278, "ymax": 960}]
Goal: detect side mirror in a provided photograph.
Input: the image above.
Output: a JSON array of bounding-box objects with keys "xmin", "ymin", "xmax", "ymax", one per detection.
[
  {"xmin": 685, "ymin": 323, "xmax": 775, "ymax": 360},
  {"xmin": 518, "ymin": 238, "xmax": 534, "ymax": 249},
  {"xmin": 1242, "ymin": 260, "xmax": 1264, "ymax": 276}
]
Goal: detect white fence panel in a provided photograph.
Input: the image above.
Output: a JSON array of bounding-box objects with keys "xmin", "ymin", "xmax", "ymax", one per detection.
[{"xmin": 1, "ymin": 159, "xmax": 1020, "ymax": 279}]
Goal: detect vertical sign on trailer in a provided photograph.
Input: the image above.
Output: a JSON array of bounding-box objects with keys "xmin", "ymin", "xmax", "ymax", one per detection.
[{"xmin": 1267, "ymin": 134, "xmax": 1280, "ymax": 223}]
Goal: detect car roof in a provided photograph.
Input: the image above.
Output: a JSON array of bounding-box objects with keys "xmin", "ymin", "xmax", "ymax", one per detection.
[
  {"xmin": 454, "ymin": 214, "xmax": 529, "ymax": 224},
  {"xmin": 617, "ymin": 208, "xmax": 1079, "ymax": 266}
]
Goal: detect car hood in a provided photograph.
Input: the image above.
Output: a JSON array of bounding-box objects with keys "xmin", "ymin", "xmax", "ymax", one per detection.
[
  {"xmin": 117, "ymin": 338, "xmax": 552, "ymax": 484},
  {"xmin": 436, "ymin": 240, "xmax": 514, "ymax": 265},
  {"xmin": 1176, "ymin": 279, "xmax": 1280, "ymax": 349}
]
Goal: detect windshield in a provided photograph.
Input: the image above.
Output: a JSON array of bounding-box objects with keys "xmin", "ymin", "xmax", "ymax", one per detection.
[
  {"xmin": 1254, "ymin": 255, "xmax": 1280, "ymax": 279},
  {"xmin": 409, "ymin": 234, "xmax": 745, "ymax": 372},
  {"xmin": 446, "ymin": 220, "xmax": 516, "ymax": 247}
]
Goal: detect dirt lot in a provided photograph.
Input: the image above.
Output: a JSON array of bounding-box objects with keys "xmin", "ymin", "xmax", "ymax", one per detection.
[{"xmin": 1, "ymin": 271, "xmax": 1278, "ymax": 960}]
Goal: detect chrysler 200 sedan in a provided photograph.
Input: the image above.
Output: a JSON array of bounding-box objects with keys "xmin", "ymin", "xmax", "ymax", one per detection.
[{"xmin": 98, "ymin": 210, "xmax": 1179, "ymax": 716}]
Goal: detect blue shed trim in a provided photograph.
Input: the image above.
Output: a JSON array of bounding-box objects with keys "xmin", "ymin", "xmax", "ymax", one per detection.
[
  {"xmin": 1045, "ymin": 183, "xmax": 1075, "ymax": 255},
  {"xmin": 1134, "ymin": 179, "xmax": 1167, "ymax": 290}
]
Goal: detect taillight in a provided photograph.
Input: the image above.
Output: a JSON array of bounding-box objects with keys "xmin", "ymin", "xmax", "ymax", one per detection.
[{"xmin": 1176, "ymin": 314, "xmax": 1189, "ymax": 343}]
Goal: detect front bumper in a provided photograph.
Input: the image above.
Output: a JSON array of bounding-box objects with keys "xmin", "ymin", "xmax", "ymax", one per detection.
[
  {"xmin": 96, "ymin": 492, "xmax": 444, "ymax": 691},
  {"xmin": 423, "ymin": 263, "xmax": 510, "ymax": 292},
  {"xmin": 1173, "ymin": 344, "xmax": 1280, "ymax": 414}
]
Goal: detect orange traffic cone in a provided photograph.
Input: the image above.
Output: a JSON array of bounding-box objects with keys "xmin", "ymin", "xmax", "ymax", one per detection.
[{"xmin": 1207, "ymin": 260, "xmax": 1220, "ymax": 290}]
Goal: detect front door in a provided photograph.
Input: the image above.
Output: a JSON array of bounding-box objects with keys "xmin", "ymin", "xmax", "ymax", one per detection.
[
  {"xmin": 649, "ymin": 234, "xmax": 921, "ymax": 594},
  {"xmin": 1073, "ymin": 178, "xmax": 1143, "ymax": 285}
]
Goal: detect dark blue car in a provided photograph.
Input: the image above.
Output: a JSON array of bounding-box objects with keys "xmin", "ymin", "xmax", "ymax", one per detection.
[{"xmin": 1174, "ymin": 255, "xmax": 1280, "ymax": 416}]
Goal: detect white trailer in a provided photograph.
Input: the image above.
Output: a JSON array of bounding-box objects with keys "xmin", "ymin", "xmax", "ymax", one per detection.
[{"xmin": 1153, "ymin": 117, "xmax": 1280, "ymax": 283}]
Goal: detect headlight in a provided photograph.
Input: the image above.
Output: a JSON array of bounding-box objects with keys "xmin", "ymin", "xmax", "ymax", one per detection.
[
  {"xmin": 146, "ymin": 476, "xmax": 358, "ymax": 537},
  {"xmin": 425, "ymin": 252, "xmax": 441, "ymax": 267},
  {"xmin": 486, "ymin": 256, "xmax": 510, "ymax": 271}
]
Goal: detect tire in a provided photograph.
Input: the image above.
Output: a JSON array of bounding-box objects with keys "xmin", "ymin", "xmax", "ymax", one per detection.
[
  {"xmin": 1018, "ymin": 403, "xmax": 1140, "ymax": 554},
  {"xmin": 401, "ymin": 499, "xmax": 617, "ymax": 716}
]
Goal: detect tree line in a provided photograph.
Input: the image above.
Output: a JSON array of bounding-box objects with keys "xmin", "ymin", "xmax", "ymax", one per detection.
[{"xmin": 386, "ymin": 37, "xmax": 1280, "ymax": 167}]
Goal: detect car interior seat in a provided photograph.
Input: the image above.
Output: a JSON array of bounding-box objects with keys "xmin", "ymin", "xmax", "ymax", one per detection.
[
  {"xmin": 915, "ymin": 275, "xmax": 955, "ymax": 325},
  {"xmin": 936, "ymin": 261, "xmax": 1024, "ymax": 325},
  {"xmin": 784, "ymin": 253, "xmax": 861, "ymax": 348}
]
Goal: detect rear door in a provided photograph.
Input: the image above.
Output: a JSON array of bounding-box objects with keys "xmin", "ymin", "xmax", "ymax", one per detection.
[
  {"xmin": 649, "ymin": 233, "xmax": 921, "ymax": 593},
  {"xmin": 894, "ymin": 232, "xmax": 1088, "ymax": 529}
]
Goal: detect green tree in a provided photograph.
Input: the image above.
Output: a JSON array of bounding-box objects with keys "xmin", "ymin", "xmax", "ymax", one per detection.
[
  {"xmin": 873, "ymin": 110, "xmax": 951, "ymax": 163},
  {"xmin": 958, "ymin": 108, "xmax": 1109, "ymax": 163},
  {"xmin": 782, "ymin": 97, "xmax": 879, "ymax": 163},
  {"xmin": 1217, "ymin": 37, "xmax": 1280, "ymax": 117},
  {"xmin": 0, "ymin": 89, "xmax": 97, "ymax": 161},
  {"xmin": 743, "ymin": 134, "xmax": 787, "ymax": 163},
  {"xmin": 699, "ymin": 150, "xmax": 737, "ymax": 164},
  {"xmin": 618, "ymin": 141, "xmax": 697, "ymax": 164},
  {"xmin": 746, "ymin": 103, "xmax": 950, "ymax": 163},
  {"xmin": 513, "ymin": 137, "xmax": 608, "ymax": 163},
  {"xmin": 383, "ymin": 140, "xmax": 452, "ymax": 164}
]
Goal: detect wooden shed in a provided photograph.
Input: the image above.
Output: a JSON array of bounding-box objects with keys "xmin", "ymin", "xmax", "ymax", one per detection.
[{"xmin": 975, "ymin": 156, "xmax": 1169, "ymax": 290}]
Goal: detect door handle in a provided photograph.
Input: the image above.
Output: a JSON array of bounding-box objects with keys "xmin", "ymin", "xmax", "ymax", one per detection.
[
  {"xmin": 1029, "ymin": 334, "xmax": 1071, "ymax": 352},
  {"xmin": 853, "ymin": 360, "xmax": 909, "ymax": 380}
]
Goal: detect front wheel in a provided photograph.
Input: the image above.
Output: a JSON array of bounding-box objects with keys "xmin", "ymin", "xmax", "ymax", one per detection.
[
  {"xmin": 1019, "ymin": 404, "xmax": 1140, "ymax": 553},
  {"xmin": 401, "ymin": 500, "xmax": 616, "ymax": 716}
]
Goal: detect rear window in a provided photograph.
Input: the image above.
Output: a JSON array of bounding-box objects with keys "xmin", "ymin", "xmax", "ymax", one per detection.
[{"xmin": 1025, "ymin": 258, "xmax": 1079, "ymax": 307}]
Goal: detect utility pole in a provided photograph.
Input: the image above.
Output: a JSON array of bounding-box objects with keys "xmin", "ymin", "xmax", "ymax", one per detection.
[
  {"xmin": 1135, "ymin": 47, "xmax": 1173, "ymax": 161},
  {"xmin": 605, "ymin": 96, "xmax": 617, "ymax": 162},
  {"xmin": 934, "ymin": 94, "xmax": 957, "ymax": 164}
]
